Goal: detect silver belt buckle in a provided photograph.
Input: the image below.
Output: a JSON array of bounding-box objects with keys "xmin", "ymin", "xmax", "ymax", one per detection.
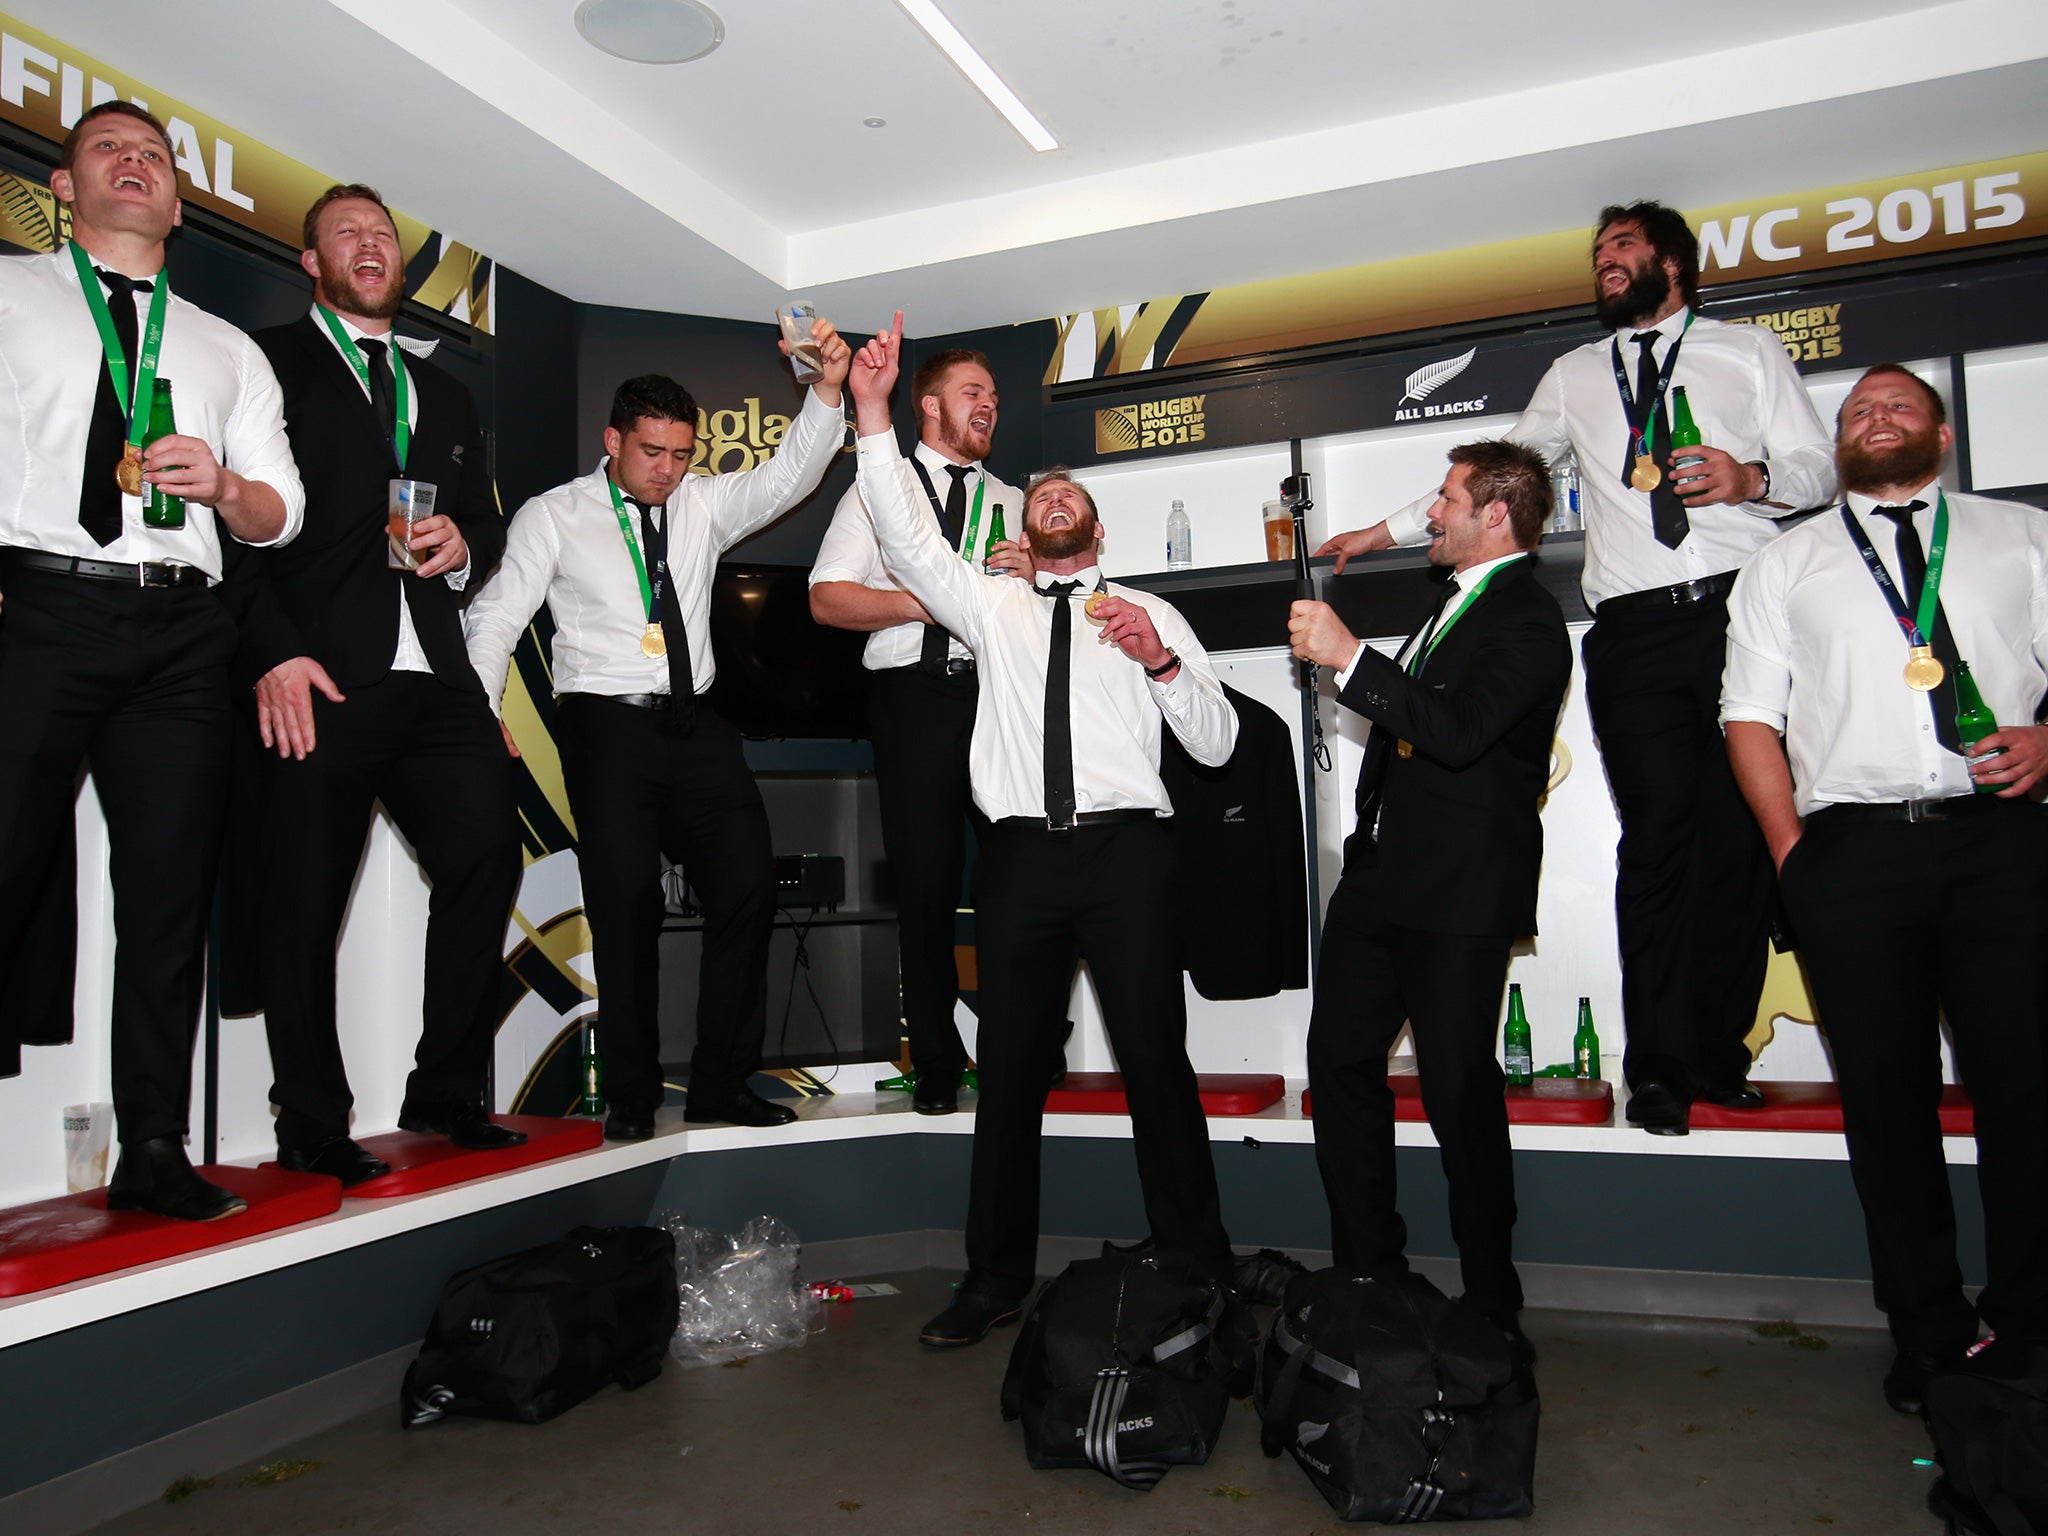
[
  {"xmin": 138, "ymin": 561, "xmax": 173, "ymax": 587},
  {"xmin": 1905, "ymin": 797, "xmax": 1949, "ymax": 823}
]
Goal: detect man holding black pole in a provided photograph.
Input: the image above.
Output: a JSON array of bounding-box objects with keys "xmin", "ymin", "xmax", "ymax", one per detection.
[
  {"xmin": 0, "ymin": 102, "xmax": 302, "ymax": 1219},
  {"xmin": 1322, "ymin": 200, "xmax": 1835, "ymax": 1134}
]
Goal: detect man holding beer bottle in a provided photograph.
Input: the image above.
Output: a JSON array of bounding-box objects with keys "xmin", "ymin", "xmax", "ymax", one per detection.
[
  {"xmin": 1321, "ymin": 200, "xmax": 1836, "ymax": 1136},
  {"xmin": 810, "ymin": 349, "xmax": 1027, "ymax": 1116},
  {"xmin": 1723, "ymin": 363, "xmax": 2048, "ymax": 1416},
  {"xmin": 227, "ymin": 183, "xmax": 521, "ymax": 1183},
  {"xmin": 0, "ymin": 102, "xmax": 303, "ymax": 1219}
]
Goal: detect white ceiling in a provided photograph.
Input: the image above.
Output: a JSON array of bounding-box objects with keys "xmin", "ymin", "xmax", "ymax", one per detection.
[{"xmin": 15, "ymin": 0, "xmax": 2048, "ymax": 336}]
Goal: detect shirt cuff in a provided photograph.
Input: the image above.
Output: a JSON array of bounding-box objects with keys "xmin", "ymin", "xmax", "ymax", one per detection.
[
  {"xmin": 1384, "ymin": 501, "xmax": 1432, "ymax": 547},
  {"xmin": 1333, "ymin": 640, "xmax": 1369, "ymax": 690},
  {"xmin": 444, "ymin": 549, "xmax": 473, "ymax": 591},
  {"xmin": 855, "ymin": 429, "xmax": 899, "ymax": 456}
]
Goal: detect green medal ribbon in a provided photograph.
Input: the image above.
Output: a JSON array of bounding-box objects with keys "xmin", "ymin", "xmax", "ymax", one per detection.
[
  {"xmin": 957, "ymin": 472, "xmax": 987, "ymax": 562},
  {"xmin": 1411, "ymin": 554, "xmax": 1528, "ymax": 672},
  {"xmin": 69, "ymin": 241, "xmax": 170, "ymax": 453},
  {"xmin": 605, "ymin": 472, "xmax": 658, "ymax": 622},
  {"xmin": 316, "ymin": 304, "xmax": 411, "ymax": 473}
]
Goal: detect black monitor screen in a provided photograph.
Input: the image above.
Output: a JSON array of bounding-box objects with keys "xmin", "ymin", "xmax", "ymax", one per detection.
[{"xmin": 706, "ymin": 564, "xmax": 871, "ymax": 739}]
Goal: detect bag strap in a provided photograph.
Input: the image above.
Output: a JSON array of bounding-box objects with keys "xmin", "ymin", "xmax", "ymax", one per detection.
[
  {"xmin": 1152, "ymin": 1286, "xmax": 1225, "ymax": 1366},
  {"xmin": 1258, "ymin": 1315, "xmax": 1335, "ymax": 1455},
  {"xmin": 1392, "ymin": 1405, "xmax": 1458, "ymax": 1523},
  {"xmin": 1083, "ymin": 1365, "xmax": 1170, "ymax": 1490}
]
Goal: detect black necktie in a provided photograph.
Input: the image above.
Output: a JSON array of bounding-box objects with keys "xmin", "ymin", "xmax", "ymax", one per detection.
[
  {"xmin": 1041, "ymin": 579, "xmax": 1083, "ymax": 828},
  {"xmin": 1404, "ymin": 571, "xmax": 1464, "ymax": 677},
  {"xmin": 637, "ymin": 500, "xmax": 696, "ymax": 723},
  {"xmin": 1634, "ymin": 331, "xmax": 1689, "ymax": 549},
  {"xmin": 355, "ymin": 336, "xmax": 400, "ymax": 473},
  {"xmin": 1874, "ymin": 501, "xmax": 1961, "ymax": 753},
  {"xmin": 916, "ymin": 462, "xmax": 977, "ymax": 672},
  {"xmin": 79, "ymin": 268, "xmax": 151, "ymax": 546}
]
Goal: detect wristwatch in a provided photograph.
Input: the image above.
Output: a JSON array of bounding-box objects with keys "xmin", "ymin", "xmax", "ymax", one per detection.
[
  {"xmin": 1748, "ymin": 460, "xmax": 1773, "ymax": 505},
  {"xmin": 1144, "ymin": 650, "xmax": 1181, "ymax": 680}
]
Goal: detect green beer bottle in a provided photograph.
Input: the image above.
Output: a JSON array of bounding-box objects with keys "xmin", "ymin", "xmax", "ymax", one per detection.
[
  {"xmin": 1953, "ymin": 660, "xmax": 2003, "ymax": 793},
  {"xmin": 141, "ymin": 378, "xmax": 185, "ymax": 529},
  {"xmin": 983, "ymin": 503, "xmax": 1007, "ymax": 572},
  {"xmin": 1573, "ymin": 996, "xmax": 1601, "ymax": 1080},
  {"xmin": 1503, "ymin": 983, "xmax": 1533, "ymax": 1087},
  {"xmin": 578, "ymin": 1024, "xmax": 606, "ymax": 1116},
  {"xmin": 1668, "ymin": 385, "xmax": 1705, "ymax": 494}
]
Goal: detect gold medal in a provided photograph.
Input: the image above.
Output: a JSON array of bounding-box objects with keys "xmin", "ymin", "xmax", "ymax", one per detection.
[
  {"xmin": 1396, "ymin": 740, "xmax": 1414, "ymax": 759},
  {"xmin": 1903, "ymin": 646, "xmax": 1944, "ymax": 692},
  {"xmin": 1084, "ymin": 592, "xmax": 1109, "ymax": 624},
  {"xmin": 641, "ymin": 622, "xmax": 667, "ymax": 658},
  {"xmin": 1629, "ymin": 455, "xmax": 1661, "ymax": 492},
  {"xmin": 115, "ymin": 443, "xmax": 145, "ymax": 497}
]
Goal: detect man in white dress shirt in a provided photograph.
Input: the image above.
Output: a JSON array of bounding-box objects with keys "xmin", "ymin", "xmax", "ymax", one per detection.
[
  {"xmin": 810, "ymin": 348, "xmax": 1027, "ymax": 1115},
  {"xmin": 1323, "ymin": 200, "xmax": 1837, "ymax": 1136},
  {"xmin": 849, "ymin": 314, "xmax": 1237, "ymax": 1349},
  {"xmin": 0, "ymin": 102, "xmax": 303, "ymax": 1220},
  {"xmin": 1723, "ymin": 363, "xmax": 2048, "ymax": 1415},
  {"xmin": 465, "ymin": 326, "xmax": 850, "ymax": 1139}
]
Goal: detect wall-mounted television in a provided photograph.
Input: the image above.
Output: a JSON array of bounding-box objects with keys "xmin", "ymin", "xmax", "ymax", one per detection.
[{"xmin": 706, "ymin": 564, "xmax": 871, "ymax": 740}]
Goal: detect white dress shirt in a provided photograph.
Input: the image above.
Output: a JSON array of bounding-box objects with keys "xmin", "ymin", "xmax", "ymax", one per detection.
[
  {"xmin": 855, "ymin": 431, "xmax": 1236, "ymax": 821},
  {"xmin": 464, "ymin": 388, "xmax": 843, "ymax": 711},
  {"xmin": 1384, "ymin": 310, "xmax": 1836, "ymax": 607},
  {"xmin": 0, "ymin": 246, "xmax": 303, "ymax": 577},
  {"xmin": 311, "ymin": 306, "xmax": 466, "ymax": 675},
  {"xmin": 809, "ymin": 439, "xmax": 1025, "ymax": 669},
  {"xmin": 1721, "ymin": 482, "xmax": 2048, "ymax": 815}
]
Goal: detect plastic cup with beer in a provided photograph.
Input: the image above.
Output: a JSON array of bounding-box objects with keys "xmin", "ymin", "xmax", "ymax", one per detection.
[
  {"xmin": 1263, "ymin": 500, "xmax": 1296, "ymax": 563},
  {"xmin": 388, "ymin": 479, "xmax": 438, "ymax": 570}
]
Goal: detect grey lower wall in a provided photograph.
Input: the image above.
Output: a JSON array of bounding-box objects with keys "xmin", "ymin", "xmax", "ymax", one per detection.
[{"xmin": 0, "ymin": 1132, "xmax": 1984, "ymax": 1516}]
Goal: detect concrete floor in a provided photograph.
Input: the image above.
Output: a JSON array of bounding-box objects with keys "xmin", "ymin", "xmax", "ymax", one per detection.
[{"xmin": 90, "ymin": 1270, "xmax": 1945, "ymax": 1536}]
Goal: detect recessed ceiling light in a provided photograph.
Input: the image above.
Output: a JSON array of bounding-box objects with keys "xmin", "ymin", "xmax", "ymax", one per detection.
[
  {"xmin": 891, "ymin": 0, "xmax": 1057, "ymax": 153},
  {"xmin": 574, "ymin": 0, "xmax": 725, "ymax": 65},
  {"xmin": 863, "ymin": 117, "xmax": 887, "ymax": 129}
]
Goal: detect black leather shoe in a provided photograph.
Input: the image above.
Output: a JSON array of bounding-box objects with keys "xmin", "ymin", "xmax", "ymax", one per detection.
[
  {"xmin": 603, "ymin": 1109, "xmax": 655, "ymax": 1142},
  {"xmin": 683, "ymin": 1087, "xmax": 798, "ymax": 1127},
  {"xmin": 1493, "ymin": 1311, "xmax": 1538, "ymax": 1370},
  {"xmin": 1883, "ymin": 1349, "xmax": 1945, "ymax": 1416},
  {"xmin": 397, "ymin": 1101, "xmax": 529, "ymax": 1150},
  {"xmin": 1232, "ymin": 1247, "xmax": 1309, "ymax": 1308},
  {"xmin": 1625, "ymin": 1080, "xmax": 1690, "ymax": 1136},
  {"xmin": 919, "ymin": 1277, "xmax": 1026, "ymax": 1348},
  {"xmin": 106, "ymin": 1138, "xmax": 247, "ymax": 1222},
  {"xmin": 912, "ymin": 1074, "xmax": 961, "ymax": 1116},
  {"xmin": 1699, "ymin": 1080, "xmax": 1766, "ymax": 1110},
  {"xmin": 277, "ymin": 1136, "xmax": 391, "ymax": 1187}
]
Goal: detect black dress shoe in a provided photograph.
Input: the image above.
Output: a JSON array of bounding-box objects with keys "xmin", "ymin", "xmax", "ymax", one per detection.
[
  {"xmin": 277, "ymin": 1136, "xmax": 391, "ymax": 1187},
  {"xmin": 106, "ymin": 1138, "xmax": 248, "ymax": 1222},
  {"xmin": 1232, "ymin": 1247, "xmax": 1310, "ymax": 1308},
  {"xmin": 603, "ymin": 1109, "xmax": 655, "ymax": 1142},
  {"xmin": 1883, "ymin": 1349, "xmax": 1946, "ymax": 1416},
  {"xmin": 397, "ymin": 1101, "xmax": 529, "ymax": 1150},
  {"xmin": 912, "ymin": 1074, "xmax": 960, "ymax": 1116},
  {"xmin": 919, "ymin": 1277, "xmax": 1027, "ymax": 1348},
  {"xmin": 683, "ymin": 1087, "xmax": 798, "ymax": 1127},
  {"xmin": 1699, "ymin": 1081, "xmax": 1766, "ymax": 1110},
  {"xmin": 1493, "ymin": 1311, "xmax": 1538, "ymax": 1369},
  {"xmin": 1625, "ymin": 1080, "xmax": 1690, "ymax": 1136}
]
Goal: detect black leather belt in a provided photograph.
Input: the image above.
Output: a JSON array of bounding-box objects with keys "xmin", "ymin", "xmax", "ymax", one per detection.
[
  {"xmin": 909, "ymin": 657, "xmax": 975, "ymax": 677},
  {"xmin": 561, "ymin": 690, "xmax": 695, "ymax": 713},
  {"xmin": 1596, "ymin": 569, "xmax": 1739, "ymax": 615},
  {"xmin": 1807, "ymin": 794, "xmax": 2012, "ymax": 825},
  {"xmin": 5, "ymin": 548, "xmax": 209, "ymax": 588},
  {"xmin": 998, "ymin": 809, "xmax": 1159, "ymax": 833}
]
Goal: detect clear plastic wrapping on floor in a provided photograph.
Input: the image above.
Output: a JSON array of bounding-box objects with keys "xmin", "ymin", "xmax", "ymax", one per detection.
[{"xmin": 661, "ymin": 1212, "xmax": 820, "ymax": 1368}]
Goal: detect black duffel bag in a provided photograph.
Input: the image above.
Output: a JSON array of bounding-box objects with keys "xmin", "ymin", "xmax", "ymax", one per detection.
[
  {"xmin": 1257, "ymin": 1267, "xmax": 1537, "ymax": 1522},
  {"xmin": 1000, "ymin": 1245, "xmax": 1247, "ymax": 1490},
  {"xmin": 1926, "ymin": 1337, "xmax": 2048, "ymax": 1535},
  {"xmin": 402, "ymin": 1224, "xmax": 679, "ymax": 1427}
]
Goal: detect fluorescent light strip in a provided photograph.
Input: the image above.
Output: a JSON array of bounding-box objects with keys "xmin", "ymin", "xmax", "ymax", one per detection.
[{"xmin": 892, "ymin": 0, "xmax": 1058, "ymax": 153}]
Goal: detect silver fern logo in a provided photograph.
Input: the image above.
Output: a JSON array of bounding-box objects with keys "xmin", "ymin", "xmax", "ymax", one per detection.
[{"xmin": 1400, "ymin": 348, "xmax": 1477, "ymax": 404}]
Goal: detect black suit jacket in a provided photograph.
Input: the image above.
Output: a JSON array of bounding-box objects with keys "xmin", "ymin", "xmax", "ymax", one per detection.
[
  {"xmin": 235, "ymin": 315, "xmax": 502, "ymax": 690},
  {"xmin": 1337, "ymin": 555, "xmax": 1571, "ymax": 938}
]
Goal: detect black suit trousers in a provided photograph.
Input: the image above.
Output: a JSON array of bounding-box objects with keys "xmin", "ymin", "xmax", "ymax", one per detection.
[
  {"xmin": 1779, "ymin": 803, "xmax": 2048, "ymax": 1355},
  {"xmin": 556, "ymin": 696, "xmax": 774, "ymax": 1115},
  {"xmin": 258, "ymin": 672, "xmax": 518, "ymax": 1145},
  {"xmin": 965, "ymin": 817, "xmax": 1231, "ymax": 1292},
  {"xmin": 1307, "ymin": 872, "xmax": 1522, "ymax": 1317},
  {"xmin": 867, "ymin": 665, "xmax": 979, "ymax": 1083},
  {"xmin": 0, "ymin": 565, "xmax": 235, "ymax": 1143},
  {"xmin": 1582, "ymin": 599, "xmax": 1772, "ymax": 1099}
]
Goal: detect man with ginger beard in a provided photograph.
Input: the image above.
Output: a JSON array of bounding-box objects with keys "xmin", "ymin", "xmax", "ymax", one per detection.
[
  {"xmin": 811, "ymin": 348, "xmax": 1026, "ymax": 1115},
  {"xmin": 1723, "ymin": 364, "xmax": 2048, "ymax": 1414},
  {"xmin": 848, "ymin": 314, "xmax": 1237, "ymax": 1348},
  {"xmin": 232, "ymin": 183, "xmax": 521, "ymax": 1182}
]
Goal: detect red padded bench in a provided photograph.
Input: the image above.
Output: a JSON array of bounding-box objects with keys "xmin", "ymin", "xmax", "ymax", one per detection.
[
  {"xmin": 262, "ymin": 1114, "xmax": 602, "ymax": 1199},
  {"xmin": 1043, "ymin": 1072, "xmax": 1285, "ymax": 1116},
  {"xmin": 0, "ymin": 1166, "xmax": 343, "ymax": 1297},
  {"xmin": 1302, "ymin": 1077, "xmax": 1615, "ymax": 1126},
  {"xmin": 1687, "ymin": 1080, "xmax": 1976, "ymax": 1134}
]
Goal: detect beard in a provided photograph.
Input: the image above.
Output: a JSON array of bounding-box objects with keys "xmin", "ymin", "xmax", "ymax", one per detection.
[
  {"xmin": 938, "ymin": 408, "xmax": 993, "ymax": 462},
  {"xmin": 1593, "ymin": 263, "xmax": 1672, "ymax": 329},
  {"xmin": 1839, "ymin": 422, "xmax": 1945, "ymax": 494},
  {"xmin": 1028, "ymin": 512, "xmax": 1099, "ymax": 561},
  {"xmin": 323, "ymin": 264, "xmax": 404, "ymax": 321}
]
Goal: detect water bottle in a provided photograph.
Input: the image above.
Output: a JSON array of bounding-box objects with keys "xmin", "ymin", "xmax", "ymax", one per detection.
[{"xmin": 1165, "ymin": 499, "xmax": 1192, "ymax": 570}]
